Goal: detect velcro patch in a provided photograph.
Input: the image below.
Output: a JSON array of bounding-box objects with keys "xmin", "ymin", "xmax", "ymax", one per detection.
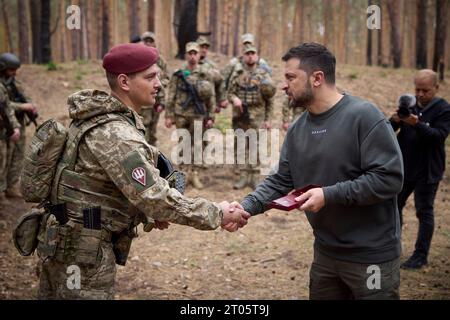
[{"xmin": 121, "ymin": 150, "xmax": 155, "ymax": 193}]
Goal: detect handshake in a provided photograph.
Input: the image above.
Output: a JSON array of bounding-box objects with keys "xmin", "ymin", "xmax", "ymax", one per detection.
[{"xmin": 218, "ymin": 201, "xmax": 251, "ymax": 232}]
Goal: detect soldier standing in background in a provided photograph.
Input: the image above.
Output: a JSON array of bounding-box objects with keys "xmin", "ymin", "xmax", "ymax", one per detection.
[
  {"xmin": 140, "ymin": 31, "xmax": 170, "ymax": 146},
  {"xmin": 0, "ymin": 53, "xmax": 38, "ymax": 199},
  {"xmin": 0, "ymin": 71, "xmax": 21, "ymax": 205},
  {"xmin": 222, "ymin": 33, "xmax": 272, "ymax": 94},
  {"xmin": 227, "ymin": 45, "xmax": 275, "ymax": 190},
  {"xmin": 165, "ymin": 42, "xmax": 216, "ymax": 189},
  {"xmin": 196, "ymin": 36, "xmax": 228, "ymax": 113}
]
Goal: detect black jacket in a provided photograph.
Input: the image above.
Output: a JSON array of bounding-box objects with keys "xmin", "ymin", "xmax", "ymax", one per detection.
[{"xmin": 390, "ymin": 97, "xmax": 450, "ymax": 183}]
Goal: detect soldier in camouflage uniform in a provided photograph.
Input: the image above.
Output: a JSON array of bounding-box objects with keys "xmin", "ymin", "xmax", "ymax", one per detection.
[
  {"xmin": 196, "ymin": 36, "xmax": 228, "ymax": 113},
  {"xmin": 0, "ymin": 77, "xmax": 21, "ymax": 205},
  {"xmin": 35, "ymin": 43, "xmax": 249, "ymax": 299},
  {"xmin": 222, "ymin": 33, "xmax": 272, "ymax": 93},
  {"xmin": 281, "ymin": 96, "xmax": 305, "ymax": 130},
  {"xmin": 0, "ymin": 53, "xmax": 38, "ymax": 199},
  {"xmin": 165, "ymin": 42, "xmax": 216, "ymax": 190},
  {"xmin": 139, "ymin": 31, "xmax": 170, "ymax": 146},
  {"xmin": 227, "ymin": 45, "xmax": 275, "ymax": 190}
]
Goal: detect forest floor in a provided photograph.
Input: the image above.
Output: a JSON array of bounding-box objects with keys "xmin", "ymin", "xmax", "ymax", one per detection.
[{"xmin": 0, "ymin": 53, "xmax": 449, "ymax": 299}]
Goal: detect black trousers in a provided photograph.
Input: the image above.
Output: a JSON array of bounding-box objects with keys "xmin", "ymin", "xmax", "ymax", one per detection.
[{"xmin": 397, "ymin": 180, "xmax": 439, "ymax": 260}]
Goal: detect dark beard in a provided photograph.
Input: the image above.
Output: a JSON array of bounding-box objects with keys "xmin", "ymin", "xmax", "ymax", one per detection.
[{"xmin": 293, "ymin": 82, "xmax": 313, "ymax": 108}]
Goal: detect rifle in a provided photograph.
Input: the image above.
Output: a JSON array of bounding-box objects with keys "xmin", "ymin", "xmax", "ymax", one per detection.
[
  {"xmin": 0, "ymin": 100, "xmax": 14, "ymax": 139},
  {"xmin": 238, "ymin": 83, "xmax": 258, "ymax": 121},
  {"xmin": 175, "ymin": 70, "xmax": 212, "ymax": 125},
  {"xmin": 8, "ymin": 81, "xmax": 38, "ymax": 127}
]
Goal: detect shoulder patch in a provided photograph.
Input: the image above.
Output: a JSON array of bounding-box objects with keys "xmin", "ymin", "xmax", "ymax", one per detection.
[{"xmin": 121, "ymin": 149, "xmax": 155, "ymax": 193}]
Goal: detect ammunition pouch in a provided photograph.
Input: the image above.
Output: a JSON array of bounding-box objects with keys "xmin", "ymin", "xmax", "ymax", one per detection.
[
  {"xmin": 12, "ymin": 208, "xmax": 45, "ymax": 256},
  {"xmin": 35, "ymin": 213, "xmax": 111, "ymax": 267}
]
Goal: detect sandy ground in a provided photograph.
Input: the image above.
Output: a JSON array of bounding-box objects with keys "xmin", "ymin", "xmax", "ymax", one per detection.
[{"xmin": 0, "ymin": 54, "xmax": 449, "ymax": 299}]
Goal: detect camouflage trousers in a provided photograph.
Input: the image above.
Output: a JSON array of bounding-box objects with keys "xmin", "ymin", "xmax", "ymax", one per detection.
[
  {"xmin": 37, "ymin": 241, "xmax": 116, "ymax": 300},
  {"xmin": 173, "ymin": 114, "xmax": 206, "ymax": 173},
  {"xmin": 0, "ymin": 138, "xmax": 8, "ymax": 192},
  {"xmin": 232, "ymin": 113, "xmax": 265, "ymax": 174},
  {"xmin": 141, "ymin": 107, "xmax": 160, "ymax": 146},
  {"xmin": 6, "ymin": 126, "xmax": 26, "ymax": 187}
]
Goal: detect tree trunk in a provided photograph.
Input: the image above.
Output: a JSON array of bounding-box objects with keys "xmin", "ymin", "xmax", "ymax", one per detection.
[
  {"xmin": 232, "ymin": 0, "xmax": 241, "ymax": 57},
  {"xmin": 339, "ymin": 0, "xmax": 348, "ymax": 63},
  {"xmin": 209, "ymin": 0, "xmax": 218, "ymax": 51},
  {"xmin": 323, "ymin": 0, "xmax": 332, "ymax": 47},
  {"xmin": 293, "ymin": 0, "xmax": 304, "ymax": 44},
  {"xmin": 1, "ymin": 0, "xmax": 13, "ymax": 52},
  {"xmin": 18, "ymin": 0, "xmax": 30, "ymax": 63},
  {"xmin": 377, "ymin": 0, "xmax": 385, "ymax": 66},
  {"xmin": 101, "ymin": 0, "xmax": 110, "ymax": 57},
  {"xmin": 59, "ymin": 0, "xmax": 67, "ymax": 62},
  {"xmin": 147, "ymin": 0, "xmax": 155, "ymax": 32},
  {"xmin": 367, "ymin": 0, "xmax": 373, "ymax": 65},
  {"xmin": 128, "ymin": 0, "xmax": 140, "ymax": 39},
  {"xmin": 416, "ymin": 0, "xmax": 427, "ymax": 69},
  {"xmin": 176, "ymin": 0, "xmax": 199, "ymax": 59},
  {"xmin": 30, "ymin": 0, "xmax": 41, "ymax": 63},
  {"xmin": 243, "ymin": 0, "xmax": 249, "ymax": 33},
  {"xmin": 40, "ymin": 0, "xmax": 51, "ymax": 63},
  {"xmin": 387, "ymin": 0, "xmax": 402, "ymax": 68},
  {"xmin": 81, "ymin": 0, "xmax": 89, "ymax": 59},
  {"xmin": 433, "ymin": 0, "xmax": 449, "ymax": 80}
]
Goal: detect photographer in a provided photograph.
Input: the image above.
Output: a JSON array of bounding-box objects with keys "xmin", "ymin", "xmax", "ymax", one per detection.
[{"xmin": 390, "ymin": 69, "xmax": 450, "ymax": 269}]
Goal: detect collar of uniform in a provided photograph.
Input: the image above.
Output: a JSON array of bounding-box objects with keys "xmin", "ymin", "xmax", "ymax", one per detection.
[{"xmin": 129, "ymin": 108, "xmax": 146, "ymax": 131}]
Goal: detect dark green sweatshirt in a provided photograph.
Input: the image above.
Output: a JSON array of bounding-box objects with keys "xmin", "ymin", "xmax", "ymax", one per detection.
[{"xmin": 241, "ymin": 94, "xmax": 404, "ymax": 264}]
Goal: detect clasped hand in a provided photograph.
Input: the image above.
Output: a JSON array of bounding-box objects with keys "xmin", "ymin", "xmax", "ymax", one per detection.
[{"xmin": 219, "ymin": 201, "xmax": 251, "ymax": 232}]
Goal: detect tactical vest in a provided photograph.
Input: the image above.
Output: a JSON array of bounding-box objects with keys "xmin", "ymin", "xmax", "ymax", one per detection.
[
  {"xmin": 174, "ymin": 68, "xmax": 212, "ymax": 117},
  {"xmin": 51, "ymin": 113, "xmax": 143, "ymax": 235},
  {"xmin": 235, "ymin": 69, "xmax": 264, "ymax": 107}
]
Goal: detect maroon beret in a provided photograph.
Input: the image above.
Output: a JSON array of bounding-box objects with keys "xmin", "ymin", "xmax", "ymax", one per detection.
[{"xmin": 102, "ymin": 43, "xmax": 159, "ymax": 74}]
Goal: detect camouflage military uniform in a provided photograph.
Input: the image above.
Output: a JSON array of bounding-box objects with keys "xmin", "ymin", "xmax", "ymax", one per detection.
[
  {"xmin": 227, "ymin": 61, "xmax": 274, "ymax": 188},
  {"xmin": 139, "ymin": 55, "xmax": 169, "ymax": 145},
  {"xmin": 0, "ymin": 77, "xmax": 29, "ymax": 192},
  {"xmin": 222, "ymin": 56, "xmax": 272, "ymax": 92},
  {"xmin": 198, "ymin": 58, "xmax": 226, "ymax": 106},
  {"xmin": 37, "ymin": 89, "xmax": 223, "ymax": 299},
  {"xmin": 165, "ymin": 64, "xmax": 216, "ymax": 185},
  {"xmin": 281, "ymin": 97, "xmax": 305, "ymax": 124},
  {"xmin": 0, "ymin": 84, "xmax": 20, "ymax": 196}
]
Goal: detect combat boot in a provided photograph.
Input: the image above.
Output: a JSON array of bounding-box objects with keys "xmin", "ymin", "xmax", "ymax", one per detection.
[
  {"xmin": 191, "ymin": 171, "xmax": 204, "ymax": 189},
  {"xmin": 248, "ymin": 173, "xmax": 261, "ymax": 190},
  {"xmin": 0, "ymin": 192, "xmax": 11, "ymax": 205},
  {"xmin": 233, "ymin": 173, "xmax": 249, "ymax": 190},
  {"xmin": 6, "ymin": 182, "xmax": 22, "ymax": 198}
]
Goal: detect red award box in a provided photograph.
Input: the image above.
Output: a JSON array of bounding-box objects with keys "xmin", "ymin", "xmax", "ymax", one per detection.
[{"xmin": 268, "ymin": 184, "xmax": 321, "ymax": 211}]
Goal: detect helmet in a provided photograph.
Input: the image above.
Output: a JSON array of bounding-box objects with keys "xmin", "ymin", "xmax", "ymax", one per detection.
[
  {"xmin": 0, "ymin": 53, "xmax": 21, "ymax": 71},
  {"xmin": 196, "ymin": 80, "xmax": 213, "ymax": 101},
  {"xmin": 260, "ymin": 78, "xmax": 276, "ymax": 99}
]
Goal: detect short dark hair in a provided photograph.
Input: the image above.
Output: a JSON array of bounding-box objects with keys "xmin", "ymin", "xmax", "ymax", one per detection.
[
  {"xmin": 106, "ymin": 72, "xmax": 136, "ymax": 90},
  {"xmin": 282, "ymin": 43, "xmax": 336, "ymax": 84}
]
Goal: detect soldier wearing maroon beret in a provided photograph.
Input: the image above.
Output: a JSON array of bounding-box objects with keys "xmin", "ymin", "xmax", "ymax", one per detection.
[{"xmin": 35, "ymin": 43, "xmax": 250, "ymax": 300}]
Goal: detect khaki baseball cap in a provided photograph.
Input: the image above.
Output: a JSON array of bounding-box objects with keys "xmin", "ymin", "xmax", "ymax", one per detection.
[
  {"xmin": 197, "ymin": 36, "xmax": 210, "ymax": 47},
  {"xmin": 243, "ymin": 44, "xmax": 257, "ymax": 54},
  {"xmin": 186, "ymin": 42, "xmax": 200, "ymax": 53},
  {"xmin": 241, "ymin": 33, "xmax": 255, "ymax": 45},
  {"xmin": 141, "ymin": 31, "xmax": 155, "ymax": 41}
]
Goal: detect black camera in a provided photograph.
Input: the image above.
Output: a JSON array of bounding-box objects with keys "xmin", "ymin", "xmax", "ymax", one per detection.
[{"xmin": 397, "ymin": 94, "xmax": 417, "ymax": 119}]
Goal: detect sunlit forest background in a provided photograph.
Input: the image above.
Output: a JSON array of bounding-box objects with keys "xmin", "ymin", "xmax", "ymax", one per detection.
[{"xmin": 0, "ymin": 0, "xmax": 449, "ymax": 76}]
